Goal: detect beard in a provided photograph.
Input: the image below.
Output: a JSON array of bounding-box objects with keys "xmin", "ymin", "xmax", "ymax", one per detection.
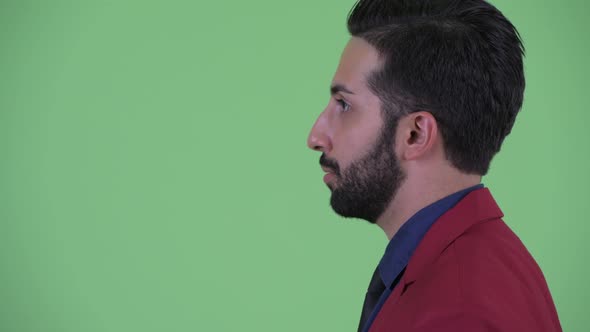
[{"xmin": 320, "ymin": 119, "xmax": 405, "ymax": 223}]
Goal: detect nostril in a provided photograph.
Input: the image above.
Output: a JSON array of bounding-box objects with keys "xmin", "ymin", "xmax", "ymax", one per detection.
[{"xmin": 313, "ymin": 145, "xmax": 325, "ymax": 152}]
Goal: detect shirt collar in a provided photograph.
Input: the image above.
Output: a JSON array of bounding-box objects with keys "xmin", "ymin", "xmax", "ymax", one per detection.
[{"xmin": 378, "ymin": 184, "xmax": 484, "ymax": 288}]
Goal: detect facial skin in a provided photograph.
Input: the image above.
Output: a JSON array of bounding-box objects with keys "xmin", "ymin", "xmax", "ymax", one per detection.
[
  {"xmin": 307, "ymin": 37, "xmax": 405, "ymax": 223},
  {"xmin": 308, "ymin": 37, "xmax": 482, "ymax": 240}
]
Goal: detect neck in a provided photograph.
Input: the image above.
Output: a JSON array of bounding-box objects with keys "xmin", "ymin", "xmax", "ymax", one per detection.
[{"xmin": 376, "ymin": 173, "xmax": 482, "ymax": 240}]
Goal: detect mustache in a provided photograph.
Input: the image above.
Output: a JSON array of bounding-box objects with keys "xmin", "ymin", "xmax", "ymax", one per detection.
[{"xmin": 319, "ymin": 154, "xmax": 341, "ymax": 175}]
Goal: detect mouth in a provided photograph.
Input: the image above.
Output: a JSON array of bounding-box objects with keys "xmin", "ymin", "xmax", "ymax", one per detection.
[
  {"xmin": 323, "ymin": 172, "xmax": 336, "ymax": 184},
  {"xmin": 321, "ymin": 166, "xmax": 337, "ymax": 184},
  {"xmin": 319, "ymin": 155, "xmax": 339, "ymax": 185},
  {"xmin": 321, "ymin": 166, "xmax": 335, "ymax": 174}
]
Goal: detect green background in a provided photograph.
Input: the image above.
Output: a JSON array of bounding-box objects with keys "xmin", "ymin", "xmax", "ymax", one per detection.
[{"xmin": 1, "ymin": 0, "xmax": 587, "ymax": 331}]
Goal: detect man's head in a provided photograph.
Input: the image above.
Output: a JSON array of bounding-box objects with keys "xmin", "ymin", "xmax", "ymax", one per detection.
[{"xmin": 307, "ymin": 0, "xmax": 525, "ymax": 223}]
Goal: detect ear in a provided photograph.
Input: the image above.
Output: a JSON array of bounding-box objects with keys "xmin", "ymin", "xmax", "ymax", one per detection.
[{"xmin": 397, "ymin": 112, "xmax": 439, "ymax": 161}]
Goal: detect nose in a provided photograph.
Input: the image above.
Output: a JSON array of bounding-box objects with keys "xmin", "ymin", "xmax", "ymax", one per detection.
[{"xmin": 307, "ymin": 111, "xmax": 332, "ymax": 153}]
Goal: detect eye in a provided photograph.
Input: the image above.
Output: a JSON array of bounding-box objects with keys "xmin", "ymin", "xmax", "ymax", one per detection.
[{"xmin": 336, "ymin": 98, "xmax": 351, "ymax": 112}]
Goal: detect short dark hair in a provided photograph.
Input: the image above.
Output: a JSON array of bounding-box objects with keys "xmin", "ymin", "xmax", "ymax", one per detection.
[{"xmin": 347, "ymin": 0, "xmax": 525, "ymax": 175}]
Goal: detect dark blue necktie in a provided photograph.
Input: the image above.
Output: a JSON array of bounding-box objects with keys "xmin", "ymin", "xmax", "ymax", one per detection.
[{"xmin": 357, "ymin": 266, "xmax": 385, "ymax": 332}]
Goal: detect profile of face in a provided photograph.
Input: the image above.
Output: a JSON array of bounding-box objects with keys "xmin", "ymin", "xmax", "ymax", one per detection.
[{"xmin": 307, "ymin": 37, "xmax": 406, "ymax": 224}]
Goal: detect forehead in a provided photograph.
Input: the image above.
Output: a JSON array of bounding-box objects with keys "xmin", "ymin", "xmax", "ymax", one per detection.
[{"xmin": 332, "ymin": 37, "xmax": 382, "ymax": 91}]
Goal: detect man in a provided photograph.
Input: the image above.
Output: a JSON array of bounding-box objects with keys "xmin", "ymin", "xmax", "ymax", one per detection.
[{"xmin": 306, "ymin": 0, "xmax": 562, "ymax": 331}]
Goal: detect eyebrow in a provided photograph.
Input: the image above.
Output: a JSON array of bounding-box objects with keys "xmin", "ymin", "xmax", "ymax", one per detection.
[{"xmin": 330, "ymin": 84, "xmax": 355, "ymax": 96}]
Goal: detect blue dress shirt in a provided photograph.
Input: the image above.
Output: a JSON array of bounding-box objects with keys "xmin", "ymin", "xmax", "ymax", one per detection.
[{"xmin": 361, "ymin": 184, "xmax": 484, "ymax": 332}]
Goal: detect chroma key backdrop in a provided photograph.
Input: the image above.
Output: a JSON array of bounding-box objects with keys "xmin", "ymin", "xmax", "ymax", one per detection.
[{"xmin": 1, "ymin": 0, "xmax": 588, "ymax": 331}]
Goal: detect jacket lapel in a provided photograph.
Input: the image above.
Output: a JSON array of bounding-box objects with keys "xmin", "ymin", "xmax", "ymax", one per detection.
[{"xmin": 380, "ymin": 188, "xmax": 504, "ymax": 305}]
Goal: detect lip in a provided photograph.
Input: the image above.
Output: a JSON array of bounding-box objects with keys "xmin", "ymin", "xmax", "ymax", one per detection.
[
  {"xmin": 321, "ymin": 166, "xmax": 334, "ymax": 174},
  {"xmin": 321, "ymin": 166, "xmax": 337, "ymax": 184},
  {"xmin": 323, "ymin": 172, "xmax": 336, "ymax": 184}
]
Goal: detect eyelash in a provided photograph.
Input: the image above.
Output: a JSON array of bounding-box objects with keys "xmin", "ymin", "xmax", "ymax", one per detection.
[{"xmin": 336, "ymin": 98, "xmax": 351, "ymax": 112}]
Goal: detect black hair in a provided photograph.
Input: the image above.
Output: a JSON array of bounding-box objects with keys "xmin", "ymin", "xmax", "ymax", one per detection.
[{"xmin": 347, "ymin": 0, "xmax": 525, "ymax": 175}]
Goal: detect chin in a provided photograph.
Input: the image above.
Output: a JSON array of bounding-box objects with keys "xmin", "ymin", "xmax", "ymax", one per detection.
[{"xmin": 329, "ymin": 194, "xmax": 379, "ymax": 224}]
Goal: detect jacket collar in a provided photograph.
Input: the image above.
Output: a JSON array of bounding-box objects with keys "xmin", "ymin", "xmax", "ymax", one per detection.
[{"xmin": 402, "ymin": 187, "xmax": 504, "ymax": 284}]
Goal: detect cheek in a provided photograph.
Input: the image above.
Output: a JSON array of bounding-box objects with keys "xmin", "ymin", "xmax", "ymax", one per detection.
[
  {"xmin": 334, "ymin": 128, "xmax": 381, "ymax": 172},
  {"xmin": 344, "ymin": 117, "xmax": 382, "ymax": 153}
]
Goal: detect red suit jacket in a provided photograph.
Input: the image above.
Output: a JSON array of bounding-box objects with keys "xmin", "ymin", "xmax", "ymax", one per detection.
[{"xmin": 369, "ymin": 188, "xmax": 562, "ymax": 332}]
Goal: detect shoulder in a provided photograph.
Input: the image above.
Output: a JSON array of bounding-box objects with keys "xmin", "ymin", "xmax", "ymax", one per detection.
[
  {"xmin": 450, "ymin": 217, "xmax": 548, "ymax": 296},
  {"xmin": 408, "ymin": 218, "xmax": 558, "ymax": 330},
  {"xmin": 372, "ymin": 217, "xmax": 562, "ymax": 331}
]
